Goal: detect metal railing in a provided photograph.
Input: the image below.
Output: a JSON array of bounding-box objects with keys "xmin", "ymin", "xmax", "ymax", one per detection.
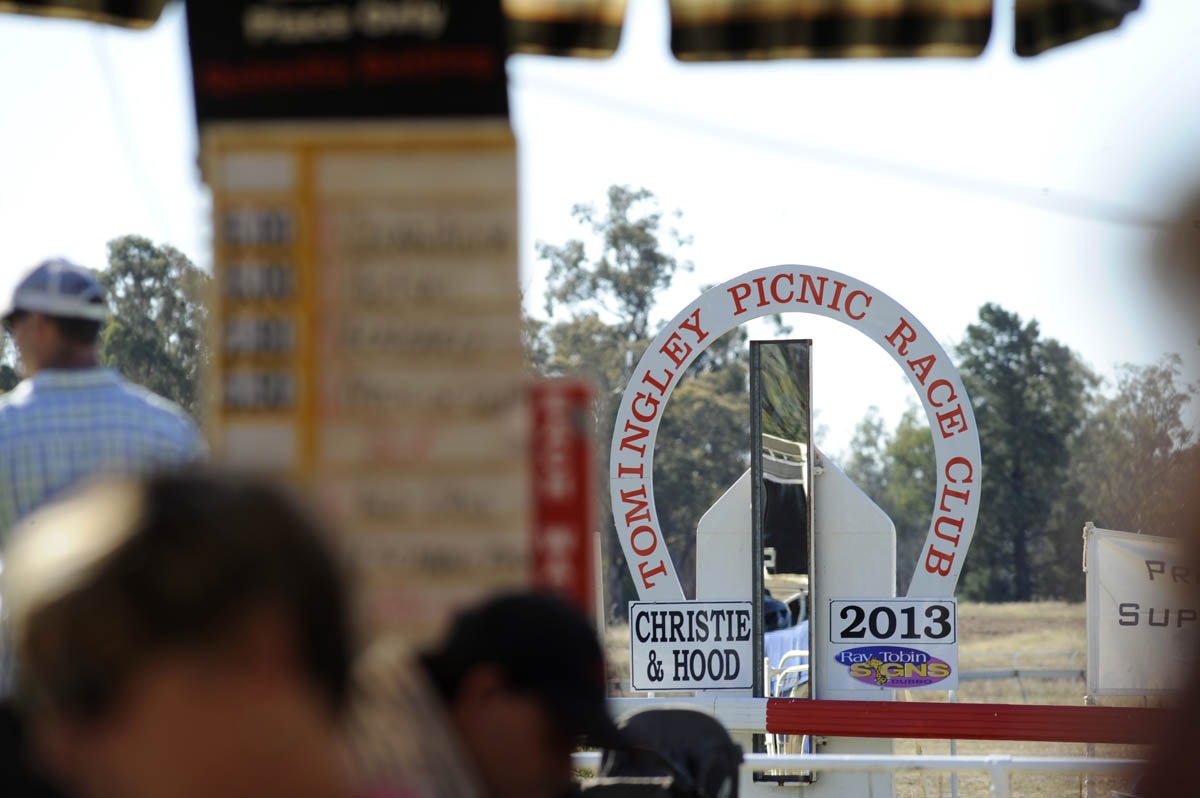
[
  {"xmin": 957, "ymin": 649, "xmax": 1086, "ymax": 702},
  {"xmin": 572, "ymin": 752, "xmax": 1142, "ymax": 798},
  {"xmin": 960, "ymin": 649, "xmax": 1084, "ymax": 681}
]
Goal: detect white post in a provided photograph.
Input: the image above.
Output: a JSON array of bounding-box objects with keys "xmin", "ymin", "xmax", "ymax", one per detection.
[
  {"xmin": 988, "ymin": 755, "xmax": 1013, "ymax": 798},
  {"xmin": 593, "ymin": 530, "xmax": 606, "ymax": 633},
  {"xmin": 1084, "ymin": 694, "xmax": 1097, "ymax": 798},
  {"xmin": 949, "ymin": 689, "xmax": 959, "ymax": 798}
]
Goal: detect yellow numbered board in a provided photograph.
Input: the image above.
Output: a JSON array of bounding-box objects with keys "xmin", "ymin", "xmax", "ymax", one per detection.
[{"xmin": 204, "ymin": 122, "xmax": 529, "ymax": 642}]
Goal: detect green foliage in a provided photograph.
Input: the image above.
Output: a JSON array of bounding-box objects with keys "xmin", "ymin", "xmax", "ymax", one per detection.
[
  {"xmin": 656, "ymin": 337, "xmax": 750, "ymax": 594},
  {"xmin": 845, "ymin": 304, "xmax": 1198, "ymax": 602},
  {"xmin": 0, "ymin": 334, "xmax": 18, "ymax": 392},
  {"xmin": 528, "ymin": 186, "xmax": 745, "ymax": 619},
  {"xmin": 843, "ymin": 406, "xmax": 935, "ymax": 594},
  {"xmin": 1066, "ymin": 356, "xmax": 1199, "ymax": 537},
  {"xmin": 532, "ymin": 188, "xmax": 1200, "ymax": 608},
  {"xmin": 759, "ymin": 341, "xmax": 810, "ymax": 444},
  {"xmin": 953, "ymin": 304, "xmax": 1096, "ymax": 601},
  {"xmin": 100, "ymin": 235, "xmax": 210, "ymax": 416},
  {"xmin": 538, "ymin": 185, "xmax": 693, "ymax": 345}
]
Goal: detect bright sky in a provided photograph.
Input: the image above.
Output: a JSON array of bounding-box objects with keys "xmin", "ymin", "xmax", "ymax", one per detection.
[{"xmin": 1, "ymin": 0, "xmax": 1198, "ymax": 456}]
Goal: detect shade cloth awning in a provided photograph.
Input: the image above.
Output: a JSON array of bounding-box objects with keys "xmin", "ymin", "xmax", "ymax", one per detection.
[
  {"xmin": 0, "ymin": 0, "xmax": 167, "ymax": 28},
  {"xmin": 505, "ymin": 0, "xmax": 1142, "ymax": 59},
  {"xmin": 1, "ymin": 1, "xmax": 1141, "ymax": 58}
]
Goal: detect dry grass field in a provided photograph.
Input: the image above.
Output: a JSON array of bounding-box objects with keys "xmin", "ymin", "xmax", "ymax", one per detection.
[{"xmin": 602, "ymin": 602, "xmax": 1158, "ymax": 797}]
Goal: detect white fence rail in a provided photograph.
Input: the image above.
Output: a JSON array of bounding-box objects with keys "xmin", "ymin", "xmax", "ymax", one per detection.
[
  {"xmin": 958, "ymin": 649, "xmax": 1087, "ymax": 701},
  {"xmin": 969, "ymin": 649, "xmax": 1085, "ymax": 670},
  {"xmin": 572, "ymin": 752, "xmax": 1142, "ymax": 798}
]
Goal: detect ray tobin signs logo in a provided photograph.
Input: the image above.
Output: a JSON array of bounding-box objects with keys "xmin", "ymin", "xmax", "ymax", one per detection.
[
  {"xmin": 828, "ymin": 598, "xmax": 958, "ymax": 690},
  {"xmin": 836, "ymin": 646, "xmax": 953, "ymax": 688}
]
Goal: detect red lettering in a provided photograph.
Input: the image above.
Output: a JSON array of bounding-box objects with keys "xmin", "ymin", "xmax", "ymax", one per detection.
[
  {"xmin": 638, "ymin": 560, "xmax": 668, "ymax": 589},
  {"xmin": 631, "ymin": 525, "xmax": 658, "ymax": 557},
  {"xmin": 658, "ymin": 333, "xmax": 692, "ymax": 369},
  {"xmin": 885, "ymin": 318, "xmax": 918, "ymax": 356},
  {"xmin": 752, "ymin": 276, "xmax": 770, "ymax": 307},
  {"xmin": 936, "ymin": 404, "xmax": 969, "ymax": 438},
  {"xmin": 770, "ymin": 273, "xmax": 794, "ymax": 304},
  {"xmin": 798, "ymin": 274, "xmax": 826, "ymax": 305},
  {"xmin": 617, "ymin": 463, "xmax": 645, "ymax": 478},
  {"xmin": 926, "ymin": 378, "xmax": 957, "ymax": 407},
  {"xmin": 827, "ymin": 280, "xmax": 847, "ymax": 311},
  {"xmin": 945, "ymin": 456, "xmax": 974, "ymax": 484},
  {"xmin": 619, "ymin": 420, "xmax": 650, "ymax": 456},
  {"xmin": 641, "ymin": 368, "xmax": 673, "ymax": 396},
  {"xmin": 632, "ymin": 391, "xmax": 661, "ymax": 423},
  {"xmin": 845, "ymin": 289, "xmax": 872, "ymax": 320},
  {"xmin": 728, "ymin": 283, "xmax": 752, "ymax": 315},
  {"xmin": 925, "ymin": 546, "xmax": 955, "ymax": 576},
  {"xmin": 677, "ymin": 308, "xmax": 709, "ymax": 344},
  {"xmin": 939, "ymin": 484, "xmax": 971, "ymax": 514},
  {"xmin": 934, "ymin": 515, "xmax": 964, "ymax": 545},
  {"xmin": 907, "ymin": 354, "xmax": 936, "ymax": 385},
  {"xmin": 620, "ymin": 485, "xmax": 651, "ymax": 525}
]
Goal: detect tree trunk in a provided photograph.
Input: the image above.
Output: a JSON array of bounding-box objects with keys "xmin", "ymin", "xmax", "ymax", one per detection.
[
  {"xmin": 603, "ymin": 527, "xmax": 627, "ymax": 623},
  {"xmin": 1014, "ymin": 525, "xmax": 1031, "ymax": 601}
]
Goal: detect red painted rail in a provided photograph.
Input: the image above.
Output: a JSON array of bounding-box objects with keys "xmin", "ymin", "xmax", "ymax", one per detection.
[{"xmin": 765, "ymin": 698, "xmax": 1164, "ymax": 744}]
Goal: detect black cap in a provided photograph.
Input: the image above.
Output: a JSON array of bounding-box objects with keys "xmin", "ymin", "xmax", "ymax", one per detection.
[{"xmin": 422, "ymin": 592, "xmax": 625, "ymax": 749}]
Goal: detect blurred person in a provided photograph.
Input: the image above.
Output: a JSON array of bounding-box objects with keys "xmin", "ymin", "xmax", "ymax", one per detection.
[
  {"xmin": 1, "ymin": 472, "xmax": 355, "ymax": 798},
  {"xmin": 1, "ymin": 697, "xmax": 72, "ymax": 798},
  {"xmin": 347, "ymin": 592, "xmax": 625, "ymax": 798},
  {"xmin": 1138, "ymin": 188, "xmax": 1200, "ymax": 798},
  {"xmin": 0, "ymin": 258, "xmax": 204, "ymax": 539}
]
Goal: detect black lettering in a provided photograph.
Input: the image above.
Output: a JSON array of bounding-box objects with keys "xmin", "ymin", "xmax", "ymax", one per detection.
[
  {"xmin": 1179, "ymin": 609, "xmax": 1198, "ymax": 627},
  {"xmin": 651, "ymin": 611, "xmax": 666, "ymax": 643},
  {"xmin": 1118, "ymin": 602, "xmax": 1139, "ymax": 626},
  {"xmin": 673, "ymin": 649, "xmax": 689, "ymax": 681},
  {"xmin": 635, "ymin": 611, "xmax": 650, "ymax": 643},
  {"xmin": 695, "ymin": 611, "xmax": 709, "ymax": 642},
  {"xmin": 735, "ymin": 609, "xmax": 751, "ymax": 641},
  {"xmin": 841, "ymin": 605, "xmax": 867, "ymax": 638},
  {"xmin": 724, "ymin": 650, "xmax": 740, "ymax": 681},
  {"xmin": 707, "ymin": 649, "xmax": 725, "ymax": 680},
  {"xmin": 669, "ymin": 611, "xmax": 684, "ymax": 643},
  {"xmin": 1150, "ymin": 608, "xmax": 1170, "ymax": 627},
  {"xmin": 1147, "ymin": 560, "xmax": 1166, "ymax": 581},
  {"xmin": 689, "ymin": 650, "xmax": 704, "ymax": 681}
]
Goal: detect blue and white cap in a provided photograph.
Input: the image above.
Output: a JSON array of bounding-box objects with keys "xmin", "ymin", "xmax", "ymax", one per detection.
[{"xmin": 2, "ymin": 258, "xmax": 108, "ymax": 322}]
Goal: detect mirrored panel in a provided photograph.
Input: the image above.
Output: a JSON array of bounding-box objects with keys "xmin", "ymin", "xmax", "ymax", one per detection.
[{"xmin": 750, "ymin": 339, "xmax": 813, "ymax": 705}]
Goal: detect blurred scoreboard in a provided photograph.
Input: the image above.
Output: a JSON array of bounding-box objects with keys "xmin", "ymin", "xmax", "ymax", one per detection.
[
  {"xmin": 204, "ymin": 124, "xmax": 530, "ymax": 641},
  {"xmin": 192, "ymin": 1, "xmax": 596, "ymax": 639}
]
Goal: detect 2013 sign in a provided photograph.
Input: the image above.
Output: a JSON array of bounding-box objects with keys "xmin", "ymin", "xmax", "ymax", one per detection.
[
  {"xmin": 830, "ymin": 599, "xmax": 956, "ymax": 645},
  {"xmin": 828, "ymin": 598, "xmax": 958, "ymax": 690}
]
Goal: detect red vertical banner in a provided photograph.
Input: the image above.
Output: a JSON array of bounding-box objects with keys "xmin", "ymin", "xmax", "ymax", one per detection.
[{"xmin": 530, "ymin": 379, "xmax": 596, "ymax": 618}]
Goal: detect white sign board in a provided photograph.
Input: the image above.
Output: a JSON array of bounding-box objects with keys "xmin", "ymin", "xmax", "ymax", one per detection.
[
  {"xmin": 826, "ymin": 598, "xmax": 958, "ymax": 690},
  {"xmin": 629, "ymin": 601, "xmax": 754, "ymax": 691},
  {"xmin": 1086, "ymin": 526, "xmax": 1199, "ymax": 695}
]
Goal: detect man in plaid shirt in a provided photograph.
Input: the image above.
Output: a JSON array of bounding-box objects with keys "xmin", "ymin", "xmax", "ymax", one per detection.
[{"xmin": 0, "ymin": 258, "xmax": 205, "ymax": 539}]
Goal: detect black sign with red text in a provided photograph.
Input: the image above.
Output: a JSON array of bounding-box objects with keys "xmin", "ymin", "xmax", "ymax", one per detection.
[{"xmin": 185, "ymin": 0, "xmax": 508, "ymax": 123}]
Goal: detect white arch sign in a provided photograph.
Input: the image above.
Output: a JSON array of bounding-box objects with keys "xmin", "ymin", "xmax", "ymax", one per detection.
[{"xmin": 609, "ymin": 265, "xmax": 981, "ymax": 601}]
